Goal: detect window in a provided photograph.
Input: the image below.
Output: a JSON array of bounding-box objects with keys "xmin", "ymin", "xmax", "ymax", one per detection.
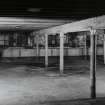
[
  {"xmin": 48, "ymin": 34, "xmax": 59, "ymax": 47},
  {"xmin": 0, "ymin": 31, "xmax": 34, "ymax": 48}
]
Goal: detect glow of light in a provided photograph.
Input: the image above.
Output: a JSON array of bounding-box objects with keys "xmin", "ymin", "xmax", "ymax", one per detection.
[{"xmin": 27, "ymin": 8, "xmax": 41, "ymax": 12}]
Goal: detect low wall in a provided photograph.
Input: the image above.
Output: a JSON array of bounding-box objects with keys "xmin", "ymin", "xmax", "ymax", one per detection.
[{"xmin": 2, "ymin": 47, "xmax": 104, "ymax": 57}]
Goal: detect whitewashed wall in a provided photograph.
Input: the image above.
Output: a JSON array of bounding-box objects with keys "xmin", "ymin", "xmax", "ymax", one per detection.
[{"xmin": 2, "ymin": 47, "xmax": 104, "ymax": 57}]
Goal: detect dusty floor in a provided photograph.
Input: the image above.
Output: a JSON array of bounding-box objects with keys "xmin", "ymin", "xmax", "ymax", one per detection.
[{"xmin": 0, "ymin": 57, "xmax": 105, "ymax": 105}]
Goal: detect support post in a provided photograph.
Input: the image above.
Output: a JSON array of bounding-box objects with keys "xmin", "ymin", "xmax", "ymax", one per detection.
[
  {"xmin": 90, "ymin": 29, "xmax": 96, "ymax": 99},
  {"xmin": 36, "ymin": 36, "xmax": 39, "ymax": 57},
  {"xmin": 84, "ymin": 34, "xmax": 87, "ymax": 59},
  {"xmin": 36, "ymin": 35, "xmax": 39, "ymax": 61},
  {"xmin": 103, "ymin": 30, "xmax": 105, "ymax": 64},
  {"xmin": 45, "ymin": 34, "xmax": 48, "ymax": 68},
  {"xmin": 60, "ymin": 32, "xmax": 64, "ymax": 74}
]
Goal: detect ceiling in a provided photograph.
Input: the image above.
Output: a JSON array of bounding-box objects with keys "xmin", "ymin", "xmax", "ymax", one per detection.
[
  {"xmin": 0, "ymin": 0, "xmax": 104, "ymax": 19},
  {"xmin": 0, "ymin": 17, "xmax": 72, "ymax": 30},
  {"xmin": 0, "ymin": 0, "xmax": 104, "ymax": 31}
]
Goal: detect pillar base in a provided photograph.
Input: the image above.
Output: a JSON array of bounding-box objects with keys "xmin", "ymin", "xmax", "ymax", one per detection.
[
  {"xmin": 45, "ymin": 65, "xmax": 48, "ymax": 71},
  {"xmin": 59, "ymin": 67, "xmax": 64, "ymax": 74}
]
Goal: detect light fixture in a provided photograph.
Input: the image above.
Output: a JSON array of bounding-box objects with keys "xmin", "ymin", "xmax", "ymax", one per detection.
[
  {"xmin": 27, "ymin": 8, "xmax": 41, "ymax": 12},
  {"xmin": 15, "ymin": 26, "xmax": 21, "ymax": 29}
]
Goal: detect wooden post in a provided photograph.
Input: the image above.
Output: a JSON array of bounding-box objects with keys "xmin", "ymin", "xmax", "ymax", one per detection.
[
  {"xmin": 60, "ymin": 32, "xmax": 64, "ymax": 74},
  {"xmin": 45, "ymin": 34, "xmax": 48, "ymax": 68},
  {"xmin": 36, "ymin": 35, "xmax": 39, "ymax": 62},
  {"xmin": 36, "ymin": 35, "xmax": 39, "ymax": 57},
  {"xmin": 90, "ymin": 29, "xmax": 96, "ymax": 99},
  {"xmin": 103, "ymin": 30, "xmax": 105, "ymax": 64},
  {"xmin": 84, "ymin": 34, "xmax": 87, "ymax": 59}
]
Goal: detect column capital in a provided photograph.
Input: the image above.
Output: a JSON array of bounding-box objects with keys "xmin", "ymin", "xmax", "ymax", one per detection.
[
  {"xmin": 59, "ymin": 32, "xmax": 64, "ymax": 38},
  {"xmin": 89, "ymin": 28, "xmax": 97, "ymax": 35}
]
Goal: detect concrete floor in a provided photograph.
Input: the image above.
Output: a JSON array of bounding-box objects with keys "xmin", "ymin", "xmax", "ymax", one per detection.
[{"xmin": 0, "ymin": 57, "xmax": 105, "ymax": 105}]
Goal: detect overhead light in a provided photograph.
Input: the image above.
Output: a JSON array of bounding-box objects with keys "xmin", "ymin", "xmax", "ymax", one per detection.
[
  {"xmin": 15, "ymin": 26, "xmax": 20, "ymax": 28},
  {"xmin": 27, "ymin": 8, "xmax": 41, "ymax": 12}
]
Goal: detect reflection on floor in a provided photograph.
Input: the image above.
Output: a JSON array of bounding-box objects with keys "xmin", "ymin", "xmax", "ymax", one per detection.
[{"xmin": 0, "ymin": 56, "xmax": 104, "ymax": 105}]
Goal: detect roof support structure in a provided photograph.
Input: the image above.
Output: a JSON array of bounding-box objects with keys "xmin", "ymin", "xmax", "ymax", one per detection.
[
  {"xmin": 103, "ymin": 30, "xmax": 105, "ymax": 64},
  {"xmin": 36, "ymin": 35, "xmax": 40, "ymax": 61},
  {"xmin": 84, "ymin": 33, "xmax": 87, "ymax": 60},
  {"xmin": 37, "ymin": 15, "xmax": 105, "ymax": 35},
  {"xmin": 90, "ymin": 29, "xmax": 97, "ymax": 99},
  {"xmin": 45, "ymin": 33, "xmax": 48, "ymax": 69},
  {"xmin": 59, "ymin": 32, "xmax": 64, "ymax": 74},
  {"xmin": 36, "ymin": 15, "xmax": 105, "ymax": 99}
]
